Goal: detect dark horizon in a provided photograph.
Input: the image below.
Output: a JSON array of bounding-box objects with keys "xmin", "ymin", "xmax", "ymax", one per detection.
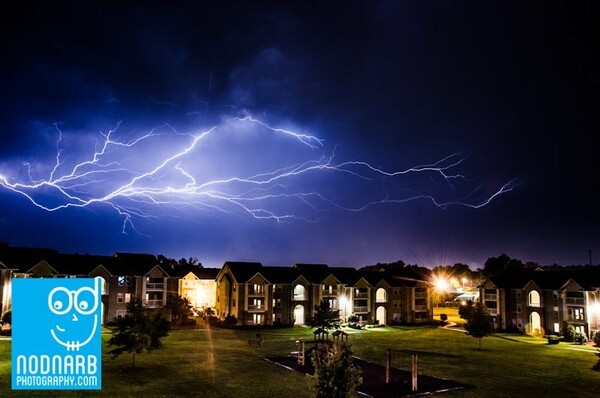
[{"xmin": 1, "ymin": 2, "xmax": 598, "ymax": 269}]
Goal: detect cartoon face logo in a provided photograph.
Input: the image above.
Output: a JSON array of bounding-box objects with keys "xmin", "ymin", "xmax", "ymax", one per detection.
[{"xmin": 47, "ymin": 277, "xmax": 100, "ymax": 351}]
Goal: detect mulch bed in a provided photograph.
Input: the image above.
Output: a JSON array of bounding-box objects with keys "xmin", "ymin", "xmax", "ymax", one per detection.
[{"xmin": 265, "ymin": 354, "xmax": 469, "ymax": 397}]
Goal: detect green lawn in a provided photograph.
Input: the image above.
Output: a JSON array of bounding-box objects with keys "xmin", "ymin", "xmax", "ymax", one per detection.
[{"xmin": 1, "ymin": 322, "xmax": 599, "ymax": 397}]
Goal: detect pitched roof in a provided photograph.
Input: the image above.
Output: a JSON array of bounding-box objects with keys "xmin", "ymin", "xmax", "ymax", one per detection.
[
  {"xmin": 488, "ymin": 267, "xmax": 600, "ymax": 291},
  {"xmin": 114, "ymin": 252, "xmax": 165, "ymax": 276},
  {"xmin": 223, "ymin": 261, "xmax": 263, "ymax": 283},
  {"xmin": 293, "ymin": 263, "xmax": 331, "ymax": 283},
  {"xmin": 330, "ymin": 267, "xmax": 359, "ymax": 285},
  {"xmin": 0, "ymin": 244, "xmax": 58, "ymax": 271},
  {"xmin": 186, "ymin": 267, "xmax": 220, "ymax": 280},
  {"xmin": 260, "ymin": 266, "xmax": 301, "ymax": 284}
]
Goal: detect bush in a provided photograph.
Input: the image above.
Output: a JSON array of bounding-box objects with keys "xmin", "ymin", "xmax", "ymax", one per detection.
[
  {"xmin": 1, "ymin": 311, "xmax": 11, "ymax": 325},
  {"xmin": 222, "ymin": 315, "xmax": 238, "ymax": 328},
  {"xmin": 440, "ymin": 313, "xmax": 448, "ymax": 322},
  {"xmin": 593, "ymin": 350, "xmax": 600, "ymax": 372},
  {"xmin": 592, "ymin": 331, "xmax": 600, "ymax": 347},
  {"xmin": 562, "ymin": 325, "xmax": 577, "ymax": 342},
  {"xmin": 575, "ymin": 332, "xmax": 588, "ymax": 345},
  {"xmin": 311, "ymin": 345, "xmax": 362, "ymax": 398}
]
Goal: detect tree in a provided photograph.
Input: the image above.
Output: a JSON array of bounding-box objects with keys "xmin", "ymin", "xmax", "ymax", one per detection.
[
  {"xmin": 458, "ymin": 300, "xmax": 474, "ymax": 320},
  {"xmin": 1, "ymin": 310, "xmax": 11, "ymax": 325},
  {"xmin": 464, "ymin": 301, "xmax": 495, "ymax": 349},
  {"xmin": 167, "ymin": 295, "xmax": 192, "ymax": 324},
  {"xmin": 107, "ymin": 297, "xmax": 171, "ymax": 368},
  {"xmin": 311, "ymin": 344, "xmax": 362, "ymax": 398},
  {"xmin": 307, "ymin": 299, "xmax": 340, "ymax": 330},
  {"xmin": 482, "ymin": 254, "xmax": 524, "ymax": 279}
]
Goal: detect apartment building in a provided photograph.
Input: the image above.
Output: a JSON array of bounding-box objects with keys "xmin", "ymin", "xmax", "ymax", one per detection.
[
  {"xmin": 215, "ymin": 262, "xmax": 433, "ymax": 326},
  {"xmin": 480, "ymin": 267, "xmax": 600, "ymax": 337},
  {"xmin": 0, "ymin": 244, "xmax": 217, "ymax": 323}
]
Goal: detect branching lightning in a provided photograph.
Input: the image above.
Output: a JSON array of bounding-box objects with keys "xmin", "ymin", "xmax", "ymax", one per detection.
[{"xmin": 0, "ymin": 116, "xmax": 518, "ymax": 232}]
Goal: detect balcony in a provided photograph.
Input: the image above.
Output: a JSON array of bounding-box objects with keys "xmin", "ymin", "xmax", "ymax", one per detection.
[
  {"xmin": 146, "ymin": 282, "xmax": 164, "ymax": 290},
  {"xmin": 353, "ymin": 306, "xmax": 368, "ymax": 313},
  {"xmin": 354, "ymin": 291, "xmax": 368, "ymax": 299},
  {"xmin": 146, "ymin": 299, "xmax": 163, "ymax": 308},
  {"xmin": 293, "ymin": 293, "xmax": 307, "ymax": 301},
  {"xmin": 322, "ymin": 289, "xmax": 338, "ymax": 296},
  {"xmin": 566, "ymin": 297, "xmax": 584, "ymax": 305},
  {"xmin": 248, "ymin": 305, "xmax": 266, "ymax": 312},
  {"xmin": 484, "ymin": 294, "xmax": 497, "ymax": 301},
  {"xmin": 248, "ymin": 286, "xmax": 266, "ymax": 296},
  {"xmin": 415, "ymin": 305, "xmax": 428, "ymax": 312},
  {"xmin": 415, "ymin": 291, "xmax": 427, "ymax": 299}
]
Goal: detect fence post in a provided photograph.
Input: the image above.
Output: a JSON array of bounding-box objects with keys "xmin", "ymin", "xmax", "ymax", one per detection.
[{"xmin": 411, "ymin": 354, "xmax": 418, "ymax": 391}]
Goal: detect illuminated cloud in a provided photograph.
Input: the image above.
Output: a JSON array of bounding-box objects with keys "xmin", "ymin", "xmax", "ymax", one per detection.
[{"xmin": 0, "ymin": 113, "xmax": 516, "ymax": 235}]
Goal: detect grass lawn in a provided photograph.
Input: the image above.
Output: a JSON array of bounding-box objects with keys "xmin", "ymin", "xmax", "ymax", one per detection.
[{"xmin": 1, "ymin": 321, "xmax": 599, "ymax": 397}]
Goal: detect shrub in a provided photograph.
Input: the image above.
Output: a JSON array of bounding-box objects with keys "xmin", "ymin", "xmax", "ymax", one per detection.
[
  {"xmin": 311, "ymin": 344, "xmax": 362, "ymax": 398},
  {"xmin": 575, "ymin": 332, "xmax": 588, "ymax": 345},
  {"xmin": 1, "ymin": 311, "xmax": 11, "ymax": 326},
  {"xmin": 222, "ymin": 315, "xmax": 238, "ymax": 328},
  {"xmin": 593, "ymin": 350, "xmax": 600, "ymax": 372},
  {"xmin": 440, "ymin": 313, "xmax": 448, "ymax": 322},
  {"xmin": 592, "ymin": 331, "xmax": 600, "ymax": 347},
  {"xmin": 562, "ymin": 325, "xmax": 577, "ymax": 342}
]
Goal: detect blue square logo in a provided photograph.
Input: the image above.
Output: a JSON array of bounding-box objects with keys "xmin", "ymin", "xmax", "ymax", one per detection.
[{"xmin": 12, "ymin": 278, "xmax": 102, "ymax": 390}]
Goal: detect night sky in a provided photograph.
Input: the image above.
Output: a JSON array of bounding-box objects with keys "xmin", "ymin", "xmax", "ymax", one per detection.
[{"xmin": 0, "ymin": 1, "xmax": 598, "ymax": 268}]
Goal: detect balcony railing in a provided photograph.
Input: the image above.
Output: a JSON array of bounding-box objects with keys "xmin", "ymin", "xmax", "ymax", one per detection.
[
  {"xmin": 354, "ymin": 292, "xmax": 368, "ymax": 298},
  {"xmin": 247, "ymin": 305, "xmax": 266, "ymax": 311},
  {"xmin": 484, "ymin": 294, "xmax": 497, "ymax": 300},
  {"xmin": 146, "ymin": 282, "xmax": 164, "ymax": 290},
  {"xmin": 322, "ymin": 289, "xmax": 338, "ymax": 296},
  {"xmin": 146, "ymin": 299, "xmax": 163, "ymax": 308},
  {"xmin": 414, "ymin": 305, "xmax": 428, "ymax": 312},
  {"xmin": 415, "ymin": 291, "xmax": 427, "ymax": 298},
  {"xmin": 487, "ymin": 308, "xmax": 498, "ymax": 316},
  {"xmin": 248, "ymin": 287, "xmax": 266, "ymax": 295},
  {"xmin": 566, "ymin": 298, "xmax": 585, "ymax": 305},
  {"xmin": 293, "ymin": 294, "xmax": 307, "ymax": 301},
  {"xmin": 353, "ymin": 306, "xmax": 368, "ymax": 313}
]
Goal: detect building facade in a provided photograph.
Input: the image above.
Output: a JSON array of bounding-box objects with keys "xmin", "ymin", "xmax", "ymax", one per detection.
[
  {"xmin": 480, "ymin": 268, "xmax": 600, "ymax": 337},
  {"xmin": 1, "ymin": 243, "xmax": 434, "ymax": 327},
  {"xmin": 215, "ymin": 262, "xmax": 433, "ymax": 326}
]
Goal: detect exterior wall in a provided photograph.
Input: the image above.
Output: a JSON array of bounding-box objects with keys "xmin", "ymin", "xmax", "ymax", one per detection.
[
  {"xmin": 561, "ymin": 280, "xmax": 588, "ymax": 336},
  {"xmin": 215, "ymin": 271, "xmax": 233, "ymax": 318},
  {"xmin": 1, "ymin": 269, "xmax": 12, "ymax": 316},
  {"xmin": 243, "ymin": 274, "xmax": 269, "ymax": 325},
  {"xmin": 290, "ymin": 278, "xmax": 310, "ymax": 325},
  {"xmin": 271, "ymin": 283, "xmax": 294, "ymax": 325},
  {"xmin": 179, "ymin": 273, "xmax": 217, "ymax": 309}
]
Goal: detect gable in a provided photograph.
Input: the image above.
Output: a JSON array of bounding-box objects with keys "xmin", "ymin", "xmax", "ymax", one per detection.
[
  {"xmin": 247, "ymin": 273, "xmax": 269, "ymax": 285},
  {"xmin": 182, "ymin": 271, "xmax": 199, "ymax": 281},
  {"xmin": 89, "ymin": 265, "xmax": 112, "ymax": 280},
  {"xmin": 561, "ymin": 278, "xmax": 585, "ymax": 292},
  {"xmin": 146, "ymin": 265, "xmax": 169, "ymax": 278},
  {"xmin": 321, "ymin": 274, "xmax": 340, "ymax": 285},
  {"xmin": 523, "ymin": 280, "xmax": 541, "ymax": 292},
  {"xmin": 28, "ymin": 261, "xmax": 58, "ymax": 277},
  {"xmin": 353, "ymin": 278, "xmax": 371, "ymax": 288}
]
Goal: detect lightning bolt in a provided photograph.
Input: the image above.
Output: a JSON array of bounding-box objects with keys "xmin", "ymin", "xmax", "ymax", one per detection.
[{"xmin": 0, "ymin": 116, "xmax": 517, "ymax": 232}]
